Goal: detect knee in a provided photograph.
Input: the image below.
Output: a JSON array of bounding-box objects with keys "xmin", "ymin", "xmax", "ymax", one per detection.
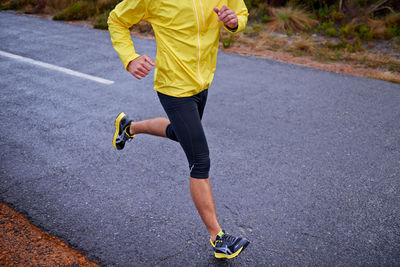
[
  {"xmin": 166, "ymin": 124, "xmax": 178, "ymax": 142},
  {"xmin": 190, "ymin": 152, "xmax": 210, "ymax": 179}
]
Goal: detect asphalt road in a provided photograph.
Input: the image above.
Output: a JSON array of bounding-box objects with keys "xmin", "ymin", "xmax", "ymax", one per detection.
[{"xmin": 1, "ymin": 11, "xmax": 400, "ymax": 266}]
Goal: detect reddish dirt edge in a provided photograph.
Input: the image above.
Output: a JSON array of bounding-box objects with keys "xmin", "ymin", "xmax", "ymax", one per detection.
[
  {"xmin": 0, "ymin": 202, "xmax": 99, "ymax": 266},
  {"xmin": 0, "ymin": 16, "xmax": 396, "ymax": 266}
]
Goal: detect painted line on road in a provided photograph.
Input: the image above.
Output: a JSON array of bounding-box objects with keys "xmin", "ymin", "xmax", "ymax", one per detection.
[{"xmin": 0, "ymin": 50, "xmax": 114, "ymax": 85}]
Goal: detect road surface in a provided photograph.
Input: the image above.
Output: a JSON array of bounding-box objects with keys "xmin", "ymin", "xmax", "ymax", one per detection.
[{"xmin": 1, "ymin": 11, "xmax": 399, "ymax": 266}]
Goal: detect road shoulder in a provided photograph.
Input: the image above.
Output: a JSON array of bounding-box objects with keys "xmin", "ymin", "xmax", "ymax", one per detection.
[{"xmin": 0, "ymin": 202, "xmax": 99, "ymax": 266}]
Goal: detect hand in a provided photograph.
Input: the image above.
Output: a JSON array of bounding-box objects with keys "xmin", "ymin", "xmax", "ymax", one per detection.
[
  {"xmin": 213, "ymin": 6, "xmax": 238, "ymax": 29},
  {"xmin": 127, "ymin": 55, "xmax": 155, "ymax": 80}
]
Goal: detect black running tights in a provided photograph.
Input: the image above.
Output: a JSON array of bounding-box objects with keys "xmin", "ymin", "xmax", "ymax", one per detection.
[{"xmin": 157, "ymin": 90, "xmax": 210, "ymax": 179}]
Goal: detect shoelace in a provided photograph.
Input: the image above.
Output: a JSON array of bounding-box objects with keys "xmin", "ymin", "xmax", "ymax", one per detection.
[{"xmin": 221, "ymin": 233, "xmax": 236, "ymax": 244}]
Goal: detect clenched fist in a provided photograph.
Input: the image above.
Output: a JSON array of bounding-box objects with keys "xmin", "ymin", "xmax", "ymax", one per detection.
[
  {"xmin": 127, "ymin": 55, "xmax": 155, "ymax": 80},
  {"xmin": 213, "ymin": 5, "xmax": 238, "ymax": 30}
]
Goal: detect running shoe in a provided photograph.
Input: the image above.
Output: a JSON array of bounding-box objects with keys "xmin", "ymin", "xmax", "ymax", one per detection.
[
  {"xmin": 210, "ymin": 230, "xmax": 250, "ymax": 259},
  {"xmin": 113, "ymin": 112, "xmax": 135, "ymax": 150}
]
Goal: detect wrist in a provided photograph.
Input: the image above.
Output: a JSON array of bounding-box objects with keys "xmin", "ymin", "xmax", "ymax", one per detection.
[
  {"xmin": 125, "ymin": 54, "xmax": 141, "ymax": 72},
  {"xmin": 225, "ymin": 24, "xmax": 238, "ymax": 32}
]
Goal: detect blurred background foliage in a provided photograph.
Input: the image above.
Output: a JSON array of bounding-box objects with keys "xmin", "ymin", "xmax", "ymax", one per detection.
[
  {"xmin": 0, "ymin": 0, "xmax": 399, "ymax": 39},
  {"xmin": 1, "ymin": 0, "xmax": 399, "ymax": 80}
]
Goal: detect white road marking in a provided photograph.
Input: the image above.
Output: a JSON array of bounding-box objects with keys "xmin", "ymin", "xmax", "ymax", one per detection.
[{"xmin": 0, "ymin": 50, "xmax": 114, "ymax": 85}]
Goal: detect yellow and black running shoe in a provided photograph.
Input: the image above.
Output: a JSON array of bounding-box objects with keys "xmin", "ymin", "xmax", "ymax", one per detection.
[
  {"xmin": 210, "ymin": 230, "xmax": 250, "ymax": 259},
  {"xmin": 113, "ymin": 112, "xmax": 135, "ymax": 150}
]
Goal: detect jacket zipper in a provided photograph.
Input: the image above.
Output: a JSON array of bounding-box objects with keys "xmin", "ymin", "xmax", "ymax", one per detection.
[
  {"xmin": 199, "ymin": 0, "xmax": 206, "ymax": 27},
  {"xmin": 192, "ymin": 0, "xmax": 205, "ymax": 90}
]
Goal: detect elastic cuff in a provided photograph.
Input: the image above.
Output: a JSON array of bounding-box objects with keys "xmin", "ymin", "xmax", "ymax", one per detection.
[
  {"xmin": 224, "ymin": 24, "xmax": 238, "ymax": 33},
  {"xmin": 190, "ymin": 172, "xmax": 209, "ymax": 179},
  {"xmin": 225, "ymin": 25, "xmax": 238, "ymax": 32}
]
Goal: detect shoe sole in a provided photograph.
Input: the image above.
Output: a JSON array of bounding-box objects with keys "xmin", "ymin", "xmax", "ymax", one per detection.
[
  {"xmin": 214, "ymin": 240, "xmax": 250, "ymax": 259},
  {"xmin": 113, "ymin": 112, "xmax": 126, "ymax": 150}
]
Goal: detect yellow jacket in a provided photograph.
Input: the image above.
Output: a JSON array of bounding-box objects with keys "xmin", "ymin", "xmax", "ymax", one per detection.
[{"xmin": 108, "ymin": 0, "xmax": 248, "ymax": 97}]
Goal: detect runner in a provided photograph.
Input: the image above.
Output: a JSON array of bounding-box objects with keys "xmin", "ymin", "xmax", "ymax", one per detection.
[{"xmin": 108, "ymin": 0, "xmax": 249, "ymax": 259}]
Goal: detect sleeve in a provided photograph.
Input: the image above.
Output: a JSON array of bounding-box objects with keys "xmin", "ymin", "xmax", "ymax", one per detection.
[
  {"xmin": 107, "ymin": 0, "xmax": 148, "ymax": 71},
  {"xmin": 225, "ymin": 0, "xmax": 248, "ymax": 34}
]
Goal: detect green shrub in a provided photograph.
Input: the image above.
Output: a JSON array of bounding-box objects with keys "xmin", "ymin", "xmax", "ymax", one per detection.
[
  {"xmin": 0, "ymin": 4, "xmax": 11, "ymax": 10},
  {"xmin": 326, "ymin": 40, "xmax": 347, "ymax": 50},
  {"xmin": 1, "ymin": 0, "xmax": 34, "ymax": 10},
  {"xmin": 385, "ymin": 25, "xmax": 400, "ymax": 38},
  {"xmin": 253, "ymin": 23, "xmax": 263, "ymax": 31},
  {"xmin": 318, "ymin": 21, "xmax": 334, "ymax": 32},
  {"xmin": 53, "ymin": 11, "xmax": 65, "ymax": 20},
  {"xmin": 384, "ymin": 26, "xmax": 395, "ymax": 39},
  {"xmin": 396, "ymin": 26, "xmax": 400, "ymax": 36},
  {"xmin": 244, "ymin": 0, "xmax": 254, "ymax": 10},
  {"xmin": 222, "ymin": 35, "xmax": 235, "ymax": 48},
  {"xmin": 389, "ymin": 64, "xmax": 400, "ymax": 72},
  {"xmin": 334, "ymin": 52, "xmax": 343, "ymax": 60},
  {"xmin": 385, "ymin": 13, "xmax": 400, "ymax": 28},
  {"xmin": 244, "ymin": 24, "xmax": 261, "ymax": 36},
  {"xmin": 98, "ymin": 0, "xmax": 121, "ymax": 13},
  {"xmin": 326, "ymin": 27, "xmax": 338, "ymax": 37},
  {"xmin": 244, "ymin": 26, "xmax": 256, "ymax": 36},
  {"xmin": 339, "ymin": 24, "xmax": 354, "ymax": 38},
  {"xmin": 332, "ymin": 11, "xmax": 346, "ymax": 23},
  {"xmin": 345, "ymin": 38, "xmax": 364, "ymax": 52},
  {"xmin": 261, "ymin": 14, "xmax": 271, "ymax": 23},
  {"xmin": 355, "ymin": 24, "xmax": 372, "ymax": 40},
  {"xmin": 94, "ymin": 11, "xmax": 109, "ymax": 30},
  {"xmin": 318, "ymin": 6, "xmax": 330, "ymax": 22},
  {"xmin": 53, "ymin": 1, "xmax": 96, "ymax": 21},
  {"xmin": 277, "ymin": 10, "xmax": 288, "ymax": 22},
  {"xmin": 309, "ymin": 13, "xmax": 318, "ymax": 20}
]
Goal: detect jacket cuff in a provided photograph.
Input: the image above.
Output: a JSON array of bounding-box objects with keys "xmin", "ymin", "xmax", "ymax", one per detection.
[
  {"xmin": 124, "ymin": 53, "xmax": 141, "ymax": 72},
  {"xmin": 224, "ymin": 25, "xmax": 238, "ymax": 32},
  {"xmin": 223, "ymin": 16, "xmax": 246, "ymax": 33}
]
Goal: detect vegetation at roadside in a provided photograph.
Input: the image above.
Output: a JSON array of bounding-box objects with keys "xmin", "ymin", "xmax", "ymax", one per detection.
[
  {"xmin": 1, "ymin": 0, "xmax": 399, "ymax": 82},
  {"xmin": 221, "ymin": 0, "xmax": 400, "ymax": 82},
  {"xmin": 3, "ymin": 0, "xmax": 399, "ymax": 38},
  {"xmin": 1, "ymin": 0, "xmax": 121, "ymax": 28},
  {"xmin": 241, "ymin": 0, "xmax": 400, "ymax": 42}
]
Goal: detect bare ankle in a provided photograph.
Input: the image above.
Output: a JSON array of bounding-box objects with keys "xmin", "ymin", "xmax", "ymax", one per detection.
[
  {"xmin": 129, "ymin": 122, "xmax": 135, "ymax": 135},
  {"xmin": 209, "ymin": 228, "xmax": 222, "ymax": 242},
  {"xmin": 210, "ymin": 235, "xmax": 217, "ymax": 242}
]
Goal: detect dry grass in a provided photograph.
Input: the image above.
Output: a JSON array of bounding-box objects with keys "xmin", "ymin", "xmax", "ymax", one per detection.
[
  {"xmin": 349, "ymin": 52, "xmax": 400, "ymax": 71},
  {"xmin": 223, "ymin": 34, "xmax": 400, "ymax": 84},
  {"xmin": 366, "ymin": 18, "xmax": 387, "ymax": 39},
  {"xmin": 312, "ymin": 45, "xmax": 400, "ymax": 70},
  {"xmin": 266, "ymin": 6, "xmax": 318, "ymax": 33},
  {"xmin": 385, "ymin": 12, "xmax": 400, "ymax": 26},
  {"xmin": 261, "ymin": 34, "xmax": 288, "ymax": 50},
  {"xmin": 367, "ymin": 71, "xmax": 400, "ymax": 84},
  {"xmin": 235, "ymin": 33, "xmax": 289, "ymax": 51},
  {"xmin": 291, "ymin": 38, "xmax": 314, "ymax": 53},
  {"xmin": 228, "ymin": 27, "xmax": 400, "ymax": 78},
  {"xmin": 312, "ymin": 46, "xmax": 342, "ymax": 62}
]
